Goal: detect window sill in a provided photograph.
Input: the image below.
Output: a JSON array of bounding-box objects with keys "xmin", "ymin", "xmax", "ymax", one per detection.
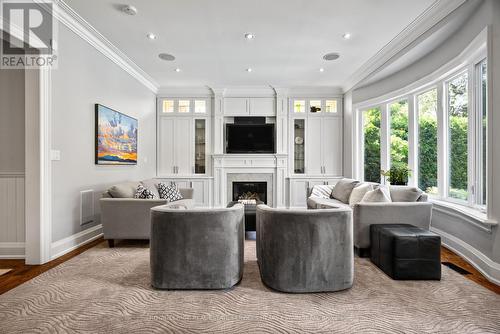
[{"xmin": 430, "ymin": 199, "xmax": 497, "ymax": 231}]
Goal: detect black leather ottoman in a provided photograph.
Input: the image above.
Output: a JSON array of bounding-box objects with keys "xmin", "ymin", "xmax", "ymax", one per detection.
[{"xmin": 370, "ymin": 224, "xmax": 441, "ymax": 280}]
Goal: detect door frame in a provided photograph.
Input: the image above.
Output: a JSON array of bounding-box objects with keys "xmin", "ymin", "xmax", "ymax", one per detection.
[{"xmin": 24, "ymin": 68, "xmax": 52, "ymax": 264}]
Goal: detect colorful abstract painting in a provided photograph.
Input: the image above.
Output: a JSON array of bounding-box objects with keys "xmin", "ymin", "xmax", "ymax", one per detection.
[{"xmin": 95, "ymin": 104, "xmax": 138, "ymax": 165}]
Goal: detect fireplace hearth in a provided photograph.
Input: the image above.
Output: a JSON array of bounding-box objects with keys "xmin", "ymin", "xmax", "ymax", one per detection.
[{"xmin": 232, "ymin": 182, "xmax": 267, "ymax": 204}]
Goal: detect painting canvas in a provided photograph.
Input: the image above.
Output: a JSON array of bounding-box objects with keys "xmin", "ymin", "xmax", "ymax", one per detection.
[{"xmin": 95, "ymin": 104, "xmax": 138, "ymax": 165}]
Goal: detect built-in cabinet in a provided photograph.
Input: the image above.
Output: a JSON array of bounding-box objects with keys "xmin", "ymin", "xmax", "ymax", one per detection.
[
  {"xmin": 156, "ymin": 91, "xmax": 343, "ymax": 209},
  {"xmin": 157, "ymin": 98, "xmax": 210, "ymax": 176},
  {"xmin": 289, "ymin": 97, "xmax": 343, "ymax": 177},
  {"xmin": 224, "ymin": 97, "xmax": 275, "ymax": 116}
]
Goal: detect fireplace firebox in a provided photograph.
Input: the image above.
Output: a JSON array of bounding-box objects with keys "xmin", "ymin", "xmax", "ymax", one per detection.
[{"xmin": 232, "ymin": 182, "xmax": 267, "ymax": 204}]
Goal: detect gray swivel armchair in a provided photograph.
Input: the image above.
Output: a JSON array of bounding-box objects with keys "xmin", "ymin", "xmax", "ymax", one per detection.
[
  {"xmin": 256, "ymin": 205, "xmax": 353, "ymax": 293},
  {"xmin": 150, "ymin": 204, "xmax": 245, "ymax": 290}
]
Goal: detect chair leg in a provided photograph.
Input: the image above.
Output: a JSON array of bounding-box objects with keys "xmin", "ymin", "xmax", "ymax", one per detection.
[{"xmin": 107, "ymin": 239, "xmax": 115, "ymax": 248}]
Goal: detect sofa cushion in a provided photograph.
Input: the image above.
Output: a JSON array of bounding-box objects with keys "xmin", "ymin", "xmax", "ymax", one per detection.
[
  {"xmin": 389, "ymin": 186, "xmax": 423, "ymax": 202},
  {"xmin": 332, "ymin": 178, "xmax": 359, "ymax": 204},
  {"xmin": 349, "ymin": 183, "xmax": 374, "ymax": 206},
  {"xmin": 361, "ymin": 187, "xmax": 391, "ymax": 203},
  {"xmin": 134, "ymin": 184, "xmax": 158, "ymax": 199},
  {"xmin": 307, "ymin": 197, "xmax": 350, "ymax": 209},
  {"xmin": 158, "ymin": 183, "xmax": 183, "ymax": 202},
  {"xmin": 141, "ymin": 179, "xmax": 160, "ymax": 199},
  {"xmin": 108, "ymin": 181, "xmax": 141, "ymax": 198},
  {"xmin": 311, "ymin": 185, "xmax": 334, "ymax": 199},
  {"xmin": 162, "ymin": 198, "xmax": 195, "ymax": 209}
]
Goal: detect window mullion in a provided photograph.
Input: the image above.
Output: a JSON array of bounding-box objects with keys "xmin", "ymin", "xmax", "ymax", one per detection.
[
  {"xmin": 408, "ymin": 95, "xmax": 417, "ymax": 187},
  {"xmin": 467, "ymin": 64, "xmax": 475, "ymax": 207},
  {"xmin": 437, "ymin": 83, "xmax": 446, "ymax": 200},
  {"xmin": 380, "ymin": 104, "xmax": 390, "ymax": 185}
]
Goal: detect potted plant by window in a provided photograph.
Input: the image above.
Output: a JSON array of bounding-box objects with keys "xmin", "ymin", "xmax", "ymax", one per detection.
[{"xmin": 381, "ymin": 163, "xmax": 411, "ymax": 185}]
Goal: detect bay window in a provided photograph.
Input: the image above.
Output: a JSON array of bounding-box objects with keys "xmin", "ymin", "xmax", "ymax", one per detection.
[{"xmin": 357, "ymin": 54, "xmax": 488, "ymax": 212}]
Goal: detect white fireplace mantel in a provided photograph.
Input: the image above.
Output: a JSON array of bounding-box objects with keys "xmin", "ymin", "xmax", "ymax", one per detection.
[{"xmin": 212, "ymin": 154, "xmax": 288, "ymax": 208}]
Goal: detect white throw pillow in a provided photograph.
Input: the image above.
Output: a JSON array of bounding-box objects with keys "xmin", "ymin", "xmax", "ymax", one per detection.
[
  {"xmin": 158, "ymin": 183, "xmax": 183, "ymax": 202},
  {"xmin": 349, "ymin": 183, "xmax": 374, "ymax": 206},
  {"xmin": 389, "ymin": 186, "xmax": 423, "ymax": 202},
  {"xmin": 361, "ymin": 187, "xmax": 391, "ymax": 203},
  {"xmin": 311, "ymin": 185, "xmax": 334, "ymax": 199},
  {"xmin": 133, "ymin": 184, "xmax": 157, "ymax": 199}
]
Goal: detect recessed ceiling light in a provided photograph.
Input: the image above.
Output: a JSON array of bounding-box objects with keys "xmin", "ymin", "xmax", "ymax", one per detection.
[
  {"xmin": 244, "ymin": 33, "xmax": 255, "ymax": 39},
  {"xmin": 121, "ymin": 5, "xmax": 137, "ymax": 15},
  {"xmin": 319, "ymin": 68, "xmax": 324, "ymax": 72},
  {"xmin": 246, "ymin": 68, "xmax": 253, "ymax": 72},
  {"xmin": 323, "ymin": 52, "xmax": 340, "ymax": 61},
  {"xmin": 342, "ymin": 33, "xmax": 351, "ymax": 40},
  {"xmin": 147, "ymin": 33, "xmax": 157, "ymax": 40},
  {"xmin": 158, "ymin": 53, "xmax": 175, "ymax": 61},
  {"xmin": 175, "ymin": 68, "xmax": 181, "ymax": 72}
]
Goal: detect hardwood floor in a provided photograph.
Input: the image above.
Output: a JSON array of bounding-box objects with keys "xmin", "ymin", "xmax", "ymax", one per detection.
[
  {"xmin": 0, "ymin": 240, "xmax": 498, "ymax": 295},
  {"xmin": 441, "ymin": 246, "xmax": 500, "ymax": 294},
  {"xmin": 0, "ymin": 238, "xmax": 104, "ymax": 295}
]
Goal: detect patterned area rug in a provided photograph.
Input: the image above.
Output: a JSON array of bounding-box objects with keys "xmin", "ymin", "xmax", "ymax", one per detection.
[
  {"xmin": 0, "ymin": 269, "xmax": 12, "ymax": 277},
  {"xmin": 0, "ymin": 240, "xmax": 499, "ymax": 333}
]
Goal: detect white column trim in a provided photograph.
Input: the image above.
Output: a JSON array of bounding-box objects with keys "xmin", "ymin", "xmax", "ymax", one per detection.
[{"xmin": 25, "ymin": 68, "xmax": 52, "ymax": 265}]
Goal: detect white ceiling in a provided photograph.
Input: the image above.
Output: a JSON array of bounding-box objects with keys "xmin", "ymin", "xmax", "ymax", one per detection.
[{"xmin": 65, "ymin": 0, "xmax": 436, "ymax": 88}]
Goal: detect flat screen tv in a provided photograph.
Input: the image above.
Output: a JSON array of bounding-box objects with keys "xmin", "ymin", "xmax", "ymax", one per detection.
[{"xmin": 226, "ymin": 124, "xmax": 275, "ymax": 153}]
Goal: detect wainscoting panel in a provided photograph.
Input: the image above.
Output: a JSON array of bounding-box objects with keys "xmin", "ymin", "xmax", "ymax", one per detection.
[{"xmin": 0, "ymin": 173, "xmax": 25, "ymax": 258}]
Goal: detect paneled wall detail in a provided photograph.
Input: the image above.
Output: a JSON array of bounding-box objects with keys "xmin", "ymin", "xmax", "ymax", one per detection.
[{"xmin": 0, "ymin": 173, "xmax": 25, "ymax": 258}]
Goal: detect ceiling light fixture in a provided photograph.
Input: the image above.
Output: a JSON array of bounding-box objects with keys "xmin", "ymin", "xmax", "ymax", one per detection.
[
  {"xmin": 323, "ymin": 52, "xmax": 340, "ymax": 61},
  {"xmin": 319, "ymin": 68, "xmax": 324, "ymax": 72},
  {"xmin": 244, "ymin": 33, "xmax": 255, "ymax": 39},
  {"xmin": 342, "ymin": 33, "xmax": 351, "ymax": 40},
  {"xmin": 158, "ymin": 53, "xmax": 175, "ymax": 61},
  {"xmin": 147, "ymin": 33, "xmax": 157, "ymax": 40},
  {"xmin": 246, "ymin": 68, "xmax": 253, "ymax": 72},
  {"xmin": 121, "ymin": 5, "xmax": 138, "ymax": 16},
  {"xmin": 175, "ymin": 68, "xmax": 181, "ymax": 72}
]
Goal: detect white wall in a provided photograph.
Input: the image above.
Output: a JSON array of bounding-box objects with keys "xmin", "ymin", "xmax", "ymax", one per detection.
[
  {"xmin": 50, "ymin": 24, "xmax": 156, "ymax": 244},
  {"xmin": 344, "ymin": 0, "xmax": 500, "ymax": 283},
  {"xmin": 0, "ymin": 68, "xmax": 25, "ymax": 173}
]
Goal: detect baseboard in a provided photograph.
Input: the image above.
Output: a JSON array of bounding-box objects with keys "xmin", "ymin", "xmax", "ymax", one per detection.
[
  {"xmin": 431, "ymin": 227, "xmax": 500, "ymax": 286},
  {"xmin": 0, "ymin": 242, "xmax": 25, "ymax": 259},
  {"xmin": 50, "ymin": 224, "xmax": 103, "ymax": 260}
]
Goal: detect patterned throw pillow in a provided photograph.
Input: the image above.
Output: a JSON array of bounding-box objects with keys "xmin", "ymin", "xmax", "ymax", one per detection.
[
  {"xmin": 158, "ymin": 183, "xmax": 183, "ymax": 202},
  {"xmin": 134, "ymin": 184, "xmax": 157, "ymax": 199}
]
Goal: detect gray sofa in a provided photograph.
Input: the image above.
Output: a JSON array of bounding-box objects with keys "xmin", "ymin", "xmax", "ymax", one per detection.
[
  {"xmin": 150, "ymin": 204, "xmax": 245, "ymax": 290},
  {"xmin": 100, "ymin": 180, "xmax": 194, "ymax": 247},
  {"xmin": 256, "ymin": 205, "xmax": 353, "ymax": 293},
  {"xmin": 307, "ymin": 180, "xmax": 433, "ymax": 255}
]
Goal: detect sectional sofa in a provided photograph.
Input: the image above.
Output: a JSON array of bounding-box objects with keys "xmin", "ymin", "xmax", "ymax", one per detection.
[
  {"xmin": 307, "ymin": 178, "xmax": 433, "ymax": 256},
  {"xmin": 100, "ymin": 179, "xmax": 194, "ymax": 246}
]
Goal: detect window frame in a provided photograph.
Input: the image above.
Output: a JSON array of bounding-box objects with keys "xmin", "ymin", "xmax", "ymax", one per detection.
[{"xmin": 354, "ymin": 30, "xmax": 488, "ymax": 214}]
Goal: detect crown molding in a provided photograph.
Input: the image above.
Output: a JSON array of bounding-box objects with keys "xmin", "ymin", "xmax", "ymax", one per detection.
[
  {"xmin": 157, "ymin": 86, "xmax": 214, "ymax": 97},
  {"xmin": 342, "ymin": 0, "xmax": 466, "ymax": 93},
  {"xmin": 221, "ymin": 86, "xmax": 276, "ymax": 97},
  {"xmin": 52, "ymin": 0, "xmax": 159, "ymax": 93},
  {"xmin": 286, "ymin": 86, "xmax": 343, "ymax": 98}
]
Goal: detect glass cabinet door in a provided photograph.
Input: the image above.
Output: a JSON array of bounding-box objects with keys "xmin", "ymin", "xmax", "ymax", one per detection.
[
  {"xmin": 293, "ymin": 119, "xmax": 305, "ymax": 174},
  {"xmin": 194, "ymin": 119, "xmax": 206, "ymax": 174}
]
